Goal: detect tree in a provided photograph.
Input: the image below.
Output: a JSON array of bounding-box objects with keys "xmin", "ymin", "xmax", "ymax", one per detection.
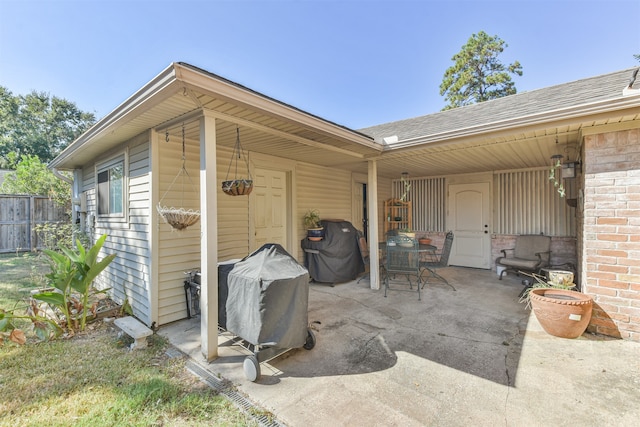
[
  {"xmin": 440, "ymin": 31, "xmax": 523, "ymax": 110},
  {"xmin": 0, "ymin": 153, "xmax": 71, "ymax": 207},
  {"xmin": 0, "ymin": 87, "xmax": 95, "ymax": 168}
]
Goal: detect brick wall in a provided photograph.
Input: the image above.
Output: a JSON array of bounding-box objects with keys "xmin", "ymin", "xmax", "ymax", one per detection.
[{"xmin": 583, "ymin": 128, "xmax": 640, "ymax": 341}]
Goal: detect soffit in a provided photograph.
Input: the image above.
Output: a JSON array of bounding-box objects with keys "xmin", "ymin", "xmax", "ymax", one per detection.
[{"xmin": 372, "ymin": 108, "xmax": 639, "ymax": 178}]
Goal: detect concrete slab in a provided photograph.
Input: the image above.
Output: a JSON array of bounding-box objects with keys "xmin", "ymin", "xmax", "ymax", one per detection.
[{"xmin": 158, "ymin": 267, "xmax": 640, "ymax": 426}]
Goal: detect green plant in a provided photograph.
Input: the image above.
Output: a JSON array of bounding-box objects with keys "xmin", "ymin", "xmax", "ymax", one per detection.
[
  {"xmin": 34, "ymin": 220, "xmax": 90, "ymax": 252},
  {"xmin": 518, "ymin": 271, "xmax": 576, "ymax": 308},
  {"xmin": 34, "ymin": 234, "xmax": 116, "ymax": 333},
  {"xmin": 548, "ymin": 157, "xmax": 566, "ymax": 197},
  {"xmin": 400, "ymin": 175, "xmax": 411, "ymax": 202},
  {"xmin": 303, "ymin": 209, "xmax": 321, "ymax": 229}
]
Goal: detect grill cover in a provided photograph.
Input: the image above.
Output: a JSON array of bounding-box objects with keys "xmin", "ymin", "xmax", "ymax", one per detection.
[
  {"xmin": 301, "ymin": 220, "xmax": 364, "ymax": 283},
  {"xmin": 226, "ymin": 244, "xmax": 310, "ymax": 348}
]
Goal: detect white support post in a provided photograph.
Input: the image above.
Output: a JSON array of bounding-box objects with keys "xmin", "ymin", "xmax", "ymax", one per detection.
[
  {"xmin": 149, "ymin": 130, "xmax": 160, "ymax": 326},
  {"xmin": 200, "ymin": 113, "xmax": 219, "ymax": 362},
  {"xmin": 368, "ymin": 160, "xmax": 380, "ymax": 290}
]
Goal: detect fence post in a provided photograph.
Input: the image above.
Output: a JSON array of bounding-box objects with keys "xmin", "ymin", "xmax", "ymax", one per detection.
[{"xmin": 30, "ymin": 195, "xmax": 35, "ymax": 251}]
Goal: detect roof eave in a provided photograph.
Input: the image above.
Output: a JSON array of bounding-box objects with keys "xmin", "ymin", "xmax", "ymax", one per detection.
[
  {"xmin": 50, "ymin": 63, "xmax": 180, "ymax": 169},
  {"xmin": 383, "ymin": 94, "xmax": 640, "ymax": 151},
  {"xmin": 174, "ymin": 63, "xmax": 379, "ymax": 150}
]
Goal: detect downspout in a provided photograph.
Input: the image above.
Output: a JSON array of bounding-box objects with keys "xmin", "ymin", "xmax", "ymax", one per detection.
[{"xmin": 52, "ymin": 167, "xmax": 84, "ymax": 231}]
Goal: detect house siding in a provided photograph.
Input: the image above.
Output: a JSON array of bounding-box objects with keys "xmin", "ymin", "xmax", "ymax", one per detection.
[
  {"xmin": 583, "ymin": 128, "xmax": 640, "ymax": 342},
  {"xmin": 82, "ymin": 134, "xmax": 153, "ymax": 325}
]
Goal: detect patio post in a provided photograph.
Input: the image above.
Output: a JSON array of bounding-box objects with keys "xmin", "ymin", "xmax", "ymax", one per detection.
[
  {"xmin": 368, "ymin": 159, "xmax": 380, "ymax": 290},
  {"xmin": 200, "ymin": 112, "xmax": 219, "ymax": 361}
]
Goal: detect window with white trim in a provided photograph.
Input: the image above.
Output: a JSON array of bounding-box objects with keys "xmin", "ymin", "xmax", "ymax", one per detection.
[{"xmin": 97, "ymin": 155, "xmax": 125, "ymax": 217}]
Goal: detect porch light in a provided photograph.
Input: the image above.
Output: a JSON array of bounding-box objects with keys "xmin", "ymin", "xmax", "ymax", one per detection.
[{"xmin": 562, "ymin": 161, "xmax": 580, "ymax": 179}]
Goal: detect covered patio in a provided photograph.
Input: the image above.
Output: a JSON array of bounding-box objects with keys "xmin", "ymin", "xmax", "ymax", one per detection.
[{"xmin": 159, "ymin": 266, "xmax": 640, "ymax": 426}]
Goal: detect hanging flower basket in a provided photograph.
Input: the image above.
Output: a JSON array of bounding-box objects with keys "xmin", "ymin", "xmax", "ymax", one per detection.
[
  {"xmin": 223, "ymin": 127, "xmax": 253, "ymax": 197},
  {"xmin": 157, "ymin": 205, "xmax": 201, "ymax": 231},
  {"xmin": 222, "ymin": 179, "xmax": 253, "ymax": 196}
]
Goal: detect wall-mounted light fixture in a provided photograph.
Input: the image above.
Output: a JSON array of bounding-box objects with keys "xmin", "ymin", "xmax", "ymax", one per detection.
[{"xmin": 561, "ymin": 161, "xmax": 580, "ymax": 179}]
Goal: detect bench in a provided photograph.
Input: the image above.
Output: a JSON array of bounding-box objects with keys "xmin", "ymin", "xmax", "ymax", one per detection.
[{"xmin": 114, "ymin": 316, "xmax": 153, "ymax": 350}]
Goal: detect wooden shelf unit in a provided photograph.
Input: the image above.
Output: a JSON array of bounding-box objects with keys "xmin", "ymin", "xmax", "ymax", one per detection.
[{"xmin": 383, "ymin": 198, "xmax": 412, "ymax": 235}]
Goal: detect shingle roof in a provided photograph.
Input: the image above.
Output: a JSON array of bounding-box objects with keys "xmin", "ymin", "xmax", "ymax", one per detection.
[{"xmin": 358, "ymin": 68, "xmax": 639, "ymax": 142}]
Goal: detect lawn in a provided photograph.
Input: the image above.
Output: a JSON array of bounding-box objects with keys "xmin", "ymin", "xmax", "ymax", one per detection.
[{"xmin": 0, "ymin": 253, "xmax": 259, "ymax": 426}]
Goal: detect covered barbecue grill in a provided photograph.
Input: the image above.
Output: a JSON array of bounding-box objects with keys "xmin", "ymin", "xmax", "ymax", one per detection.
[
  {"xmin": 183, "ymin": 244, "xmax": 315, "ymax": 381},
  {"xmin": 301, "ymin": 220, "xmax": 364, "ymax": 284},
  {"xmin": 225, "ymin": 243, "xmax": 315, "ymax": 381}
]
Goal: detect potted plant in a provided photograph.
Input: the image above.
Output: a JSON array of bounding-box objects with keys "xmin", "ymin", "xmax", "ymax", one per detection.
[
  {"xmin": 303, "ymin": 209, "xmax": 324, "ymax": 241},
  {"xmin": 519, "ymin": 270, "xmax": 593, "ymax": 339},
  {"xmin": 397, "ymin": 227, "xmax": 415, "ymax": 239}
]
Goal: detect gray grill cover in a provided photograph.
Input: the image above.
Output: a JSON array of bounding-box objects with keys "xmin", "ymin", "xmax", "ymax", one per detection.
[{"xmin": 226, "ymin": 245, "xmax": 309, "ymax": 348}]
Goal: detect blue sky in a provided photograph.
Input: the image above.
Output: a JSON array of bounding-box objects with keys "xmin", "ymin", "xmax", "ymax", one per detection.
[{"xmin": 1, "ymin": 0, "xmax": 639, "ymax": 129}]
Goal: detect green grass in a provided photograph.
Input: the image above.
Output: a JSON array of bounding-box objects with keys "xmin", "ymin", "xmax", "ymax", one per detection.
[{"xmin": 0, "ymin": 253, "xmax": 259, "ymax": 426}]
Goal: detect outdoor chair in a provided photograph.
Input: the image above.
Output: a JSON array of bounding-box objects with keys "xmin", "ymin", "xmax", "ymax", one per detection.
[
  {"xmin": 495, "ymin": 234, "xmax": 551, "ymax": 280},
  {"xmin": 384, "ymin": 234, "xmax": 422, "ymax": 300},
  {"xmin": 419, "ymin": 231, "xmax": 456, "ymax": 291},
  {"xmin": 356, "ymin": 230, "xmax": 376, "ymax": 284}
]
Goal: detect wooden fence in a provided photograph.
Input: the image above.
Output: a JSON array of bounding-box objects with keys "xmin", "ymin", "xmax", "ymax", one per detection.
[{"xmin": 0, "ymin": 195, "xmax": 69, "ymax": 253}]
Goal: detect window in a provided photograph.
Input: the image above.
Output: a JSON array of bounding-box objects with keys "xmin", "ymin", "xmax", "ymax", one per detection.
[{"xmin": 97, "ymin": 157, "xmax": 124, "ymax": 216}]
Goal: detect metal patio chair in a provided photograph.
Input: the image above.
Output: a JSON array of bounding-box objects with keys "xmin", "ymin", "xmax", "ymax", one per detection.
[
  {"xmin": 419, "ymin": 231, "xmax": 456, "ymax": 291},
  {"xmin": 384, "ymin": 234, "xmax": 422, "ymax": 300}
]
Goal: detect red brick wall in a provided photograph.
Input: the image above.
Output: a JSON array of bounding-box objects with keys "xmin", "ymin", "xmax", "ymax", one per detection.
[{"xmin": 583, "ymin": 128, "xmax": 640, "ymax": 341}]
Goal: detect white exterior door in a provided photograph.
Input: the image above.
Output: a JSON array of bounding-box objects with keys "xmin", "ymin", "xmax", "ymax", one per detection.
[
  {"xmin": 252, "ymin": 168, "xmax": 287, "ymax": 250},
  {"xmin": 448, "ymin": 182, "xmax": 491, "ymax": 269}
]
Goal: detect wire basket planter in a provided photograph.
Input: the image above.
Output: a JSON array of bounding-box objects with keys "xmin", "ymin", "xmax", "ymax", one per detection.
[
  {"xmin": 223, "ymin": 126, "xmax": 253, "ymax": 196},
  {"xmin": 156, "ymin": 206, "xmax": 201, "ymax": 230},
  {"xmin": 157, "ymin": 123, "xmax": 201, "ymax": 230},
  {"xmin": 222, "ymin": 179, "xmax": 253, "ymax": 196}
]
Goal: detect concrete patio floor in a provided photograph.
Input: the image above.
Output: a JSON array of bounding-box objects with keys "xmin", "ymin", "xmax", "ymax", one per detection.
[{"xmin": 158, "ymin": 267, "xmax": 640, "ymax": 426}]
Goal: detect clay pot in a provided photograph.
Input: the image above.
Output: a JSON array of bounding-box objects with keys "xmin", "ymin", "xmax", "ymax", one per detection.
[{"xmin": 529, "ymin": 288, "xmax": 593, "ymax": 339}]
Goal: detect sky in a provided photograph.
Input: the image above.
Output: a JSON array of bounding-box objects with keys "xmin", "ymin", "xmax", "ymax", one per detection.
[{"xmin": 1, "ymin": 0, "xmax": 639, "ymax": 130}]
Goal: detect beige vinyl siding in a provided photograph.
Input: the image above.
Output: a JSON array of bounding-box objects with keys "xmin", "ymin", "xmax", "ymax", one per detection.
[
  {"xmin": 156, "ymin": 141, "xmax": 251, "ymax": 325},
  {"xmin": 217, "ymin": 146, "xmax": 250, "ymax": 261},
  {"xmin": 156, "ymin": 134, "xmax": 202, "ymax": 325},
  {"xmin": 83, "ymin": 135, "xmax": 153, "ymax": 325},
  {"xmin": 295, "ymin": 162, "xmax": 353, "ymax": 260}
]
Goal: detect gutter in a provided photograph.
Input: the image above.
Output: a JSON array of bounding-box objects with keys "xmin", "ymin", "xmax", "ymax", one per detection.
[{"xmin": 51, "ymin": 167, "xmax": 72, "ymax": 184}]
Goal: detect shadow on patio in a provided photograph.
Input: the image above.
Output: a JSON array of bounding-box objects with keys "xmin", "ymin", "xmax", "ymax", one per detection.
[{"xmin": 269, "ymin": 267, "xmax": 529, "ymax": 385}]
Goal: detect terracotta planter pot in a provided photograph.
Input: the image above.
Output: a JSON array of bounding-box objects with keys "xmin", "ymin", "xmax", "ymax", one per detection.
[{"xmin": 529, "ymin": 288, "xmax": 593, "ymax": 339}]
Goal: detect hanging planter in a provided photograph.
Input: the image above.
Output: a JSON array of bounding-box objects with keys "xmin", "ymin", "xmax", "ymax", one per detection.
[
  {"xmin": 222, "ymin": 179, "xmax": 253, "ymax": 196},
  {"xmin": 157, "ymin": 123, "xmax": 201, "ymax": 230},
  {"xmin": 222, "ymin": 127, "xmax": 253, "ymax": 196},
  {"xmin": 157, "ymin": 206, "xmax": 200, "ymax": 231}
]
